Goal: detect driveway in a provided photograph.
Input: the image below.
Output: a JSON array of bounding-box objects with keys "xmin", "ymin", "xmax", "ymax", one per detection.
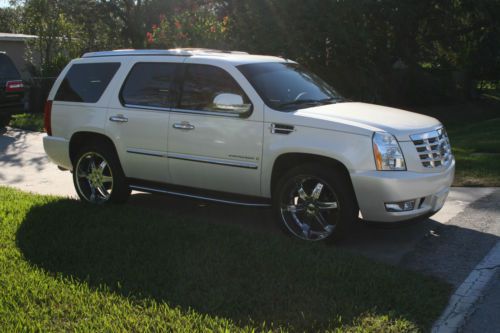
[{"xmin": 1, "ymin": 127, "xmax": 499, "ymax": 286}]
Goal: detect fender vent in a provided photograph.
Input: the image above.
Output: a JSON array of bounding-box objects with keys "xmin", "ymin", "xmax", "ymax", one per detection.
[{"xmin": 271, "ymin": 123, "xmax": 295, "ymax": 135}]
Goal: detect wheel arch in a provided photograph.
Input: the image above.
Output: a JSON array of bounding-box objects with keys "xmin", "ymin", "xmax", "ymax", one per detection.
[
  {"xmin": 69, "ymin": 131, "xmax": 120, "ymax": 167},
  {"xmin": 270, "ymin": 152, "xmax": 359, "ymax": 208}
]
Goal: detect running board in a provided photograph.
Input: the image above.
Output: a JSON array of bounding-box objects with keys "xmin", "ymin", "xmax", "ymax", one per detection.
[{"xmin": 129, "ymin": 185, "xmax": 271, "ymax": 207}]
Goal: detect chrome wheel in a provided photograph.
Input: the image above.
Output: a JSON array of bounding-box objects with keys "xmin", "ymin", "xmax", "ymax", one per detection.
[
  {"xmin": 75, "ymin": 152, "xmax": 114, "ymax": 203},
  {"xmin": 280, "ymin": 176, "xmax": 340, "ymax": 241}
]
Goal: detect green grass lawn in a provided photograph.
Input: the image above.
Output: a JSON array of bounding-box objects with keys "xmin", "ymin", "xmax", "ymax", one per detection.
[
  {"xmin": 8, "ymin": 113, "xmax": 45, "ymax": 132},
  {"xmin": 0, "ymin": 187, "xmax": 450, "ymax": 332},
  {"xmin": 447, "ymin": 118, "xmax": 500, "ymax": 186}
]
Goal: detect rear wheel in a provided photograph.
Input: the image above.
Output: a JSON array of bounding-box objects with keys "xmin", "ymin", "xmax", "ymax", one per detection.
[
  {"xmin": 73, "ymin": 145, "xmax": 130, "ymax": 204},
  {"xmin": 273, "ymin": 164, "xmax": 358, "ymax": 242}
]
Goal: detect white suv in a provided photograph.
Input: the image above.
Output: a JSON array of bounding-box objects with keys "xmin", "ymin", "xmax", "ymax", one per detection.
[{"xmin": 43, "ymin": 49, "xmax": 455, "ymax": 242}]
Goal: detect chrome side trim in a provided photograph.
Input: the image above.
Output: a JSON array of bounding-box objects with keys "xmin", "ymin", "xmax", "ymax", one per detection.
[
  {"xmin": 122, "ymin": 105, "xmax": 245, "ymax": 118},
  {"xmin": 170, "ymin": 107, "xmax": 241, "ymax": 118},
  {"xmin": 126, "ymin": 149, "xmax": 259, "ymax": 169},
  {"xmin": 124, "ymin": 104, "xmax": 170, "ymax": 112},
  {"xmin": 168, "ymin": 152, "xmax": 259, "ymax": 169},
  {"xmin": 126, "ymin": 148, "xmax": 167, "ymax": 158},
  {"xmin": 129, "ymin": 185, "xmax": 271, "ymax": 207}
]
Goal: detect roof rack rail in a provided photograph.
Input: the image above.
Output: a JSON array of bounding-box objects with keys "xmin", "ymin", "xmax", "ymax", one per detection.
[
  {"xmin": 169, "ymin": 48, "xmax": 249, "ymax": 54},
  {"xmin": 82, "ymin": 49, "xmax": 192, "ymax": 58},
  {"xmin": 82, "ymin": 48, "xmax": 249, "ymax": 58}
]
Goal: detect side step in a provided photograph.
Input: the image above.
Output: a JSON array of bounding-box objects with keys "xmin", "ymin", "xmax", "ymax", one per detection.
[{"xmin": 129, "ymin": 183, "xmax": 271, "ymax": 208}]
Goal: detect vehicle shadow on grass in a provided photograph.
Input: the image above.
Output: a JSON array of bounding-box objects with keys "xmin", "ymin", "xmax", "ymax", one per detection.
[{"xmin": 16, "ymin": 199, "xmax": 452, "ymax": 332}]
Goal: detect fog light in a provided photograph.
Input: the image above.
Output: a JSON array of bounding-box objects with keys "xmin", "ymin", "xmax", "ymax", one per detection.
[{"xmin": 385, "ymin": 200, "xmax": 416, "ymax": 212}]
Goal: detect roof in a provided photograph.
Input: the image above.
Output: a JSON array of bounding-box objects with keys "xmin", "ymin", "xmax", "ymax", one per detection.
[
  {"xmin": 0, "ymin": 32, "xmax": 37, "ymax": 42},
  {"xmin": 81, "ymin": 48, "xmax": 287, "ymax": 65}
]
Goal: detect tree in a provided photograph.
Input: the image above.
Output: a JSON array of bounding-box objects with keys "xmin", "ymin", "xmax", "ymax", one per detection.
[{"xmin": 0, "ymin": 6, "xmax": 22, "ymax": 33}]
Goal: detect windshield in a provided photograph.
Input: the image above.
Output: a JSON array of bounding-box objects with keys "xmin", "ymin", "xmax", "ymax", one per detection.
[{"xmin": 237, "ymin": 62, "xmax": 342, "ymax": 111}]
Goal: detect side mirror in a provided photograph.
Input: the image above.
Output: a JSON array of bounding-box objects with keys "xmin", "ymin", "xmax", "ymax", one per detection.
[{"xmin": 212, "ymin": 93, "xmax": 252, "ymax": 114}]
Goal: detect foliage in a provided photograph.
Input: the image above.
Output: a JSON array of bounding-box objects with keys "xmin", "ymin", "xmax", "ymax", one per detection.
[
  {"xmin": 0, "ymin": 6, "xmax": 22, "ymax": 33},
  {"xmin": 223, "ymin": 0, "xmax": 500, "ymax": 105},
  {"xmin": 2, "ymin": 0, "xmax": 499, "ymax": 105},
  {"xmin": 20, "ymin": 0, "xmax": 81, "ymax": 76},
  {"xmin": 8, "ymin": 113, "xmax": 44, "ymax": 132},
  {"xmin": 0, "ymin": 187, "xmax": 451, "ymax": 332},
  {"xmin": 146, "ymin": 6, "xmax": 230, "ymax": 49},
  {"xmin": 18, "ymin": 0, "xmax": 125, "ymax": 77}
]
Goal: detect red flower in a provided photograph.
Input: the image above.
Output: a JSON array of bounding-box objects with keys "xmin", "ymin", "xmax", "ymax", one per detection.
[
  {"xmin": 174, "ymin": 20, "xmax": 182, "ymax": 30},
  {"xmin": 210, "ymin": 26, "xmax": 216, "ymax": 33},
  {"xmin": 146, "ymin": 32, "xmax": 154, "ymax": 44}
]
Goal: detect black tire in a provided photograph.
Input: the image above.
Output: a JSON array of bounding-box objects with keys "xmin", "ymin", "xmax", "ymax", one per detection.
[
  {"xmin": 72, "ymin": 144, "xmax": 130, "ymax": 204},
  {"xmin": 272, "ymin": 163, "xmax": 358, "ymax": 242}
]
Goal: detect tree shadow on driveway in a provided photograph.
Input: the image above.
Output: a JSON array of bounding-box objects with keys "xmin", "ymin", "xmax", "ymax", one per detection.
[
  {"xmin": 16, "ymin": 198, "xmax": 452, "ymax": 332},
  {"xmin": 0, "ymin": 128, "xmax": 48, "ymax": 183}
]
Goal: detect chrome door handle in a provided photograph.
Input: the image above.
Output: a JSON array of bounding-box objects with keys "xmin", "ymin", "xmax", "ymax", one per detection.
[
  {"xmin": 173, "ymin": 122, "xmax": 195, "ymax": 130},
  {"xmin": 109, "ymin": 115, "xmax": 128, "ymax": 123}
]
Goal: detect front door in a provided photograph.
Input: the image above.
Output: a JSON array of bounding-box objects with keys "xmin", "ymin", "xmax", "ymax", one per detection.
[{"xmin": 168, "ymin": 63, "xmax": 263, "ymax": 196}]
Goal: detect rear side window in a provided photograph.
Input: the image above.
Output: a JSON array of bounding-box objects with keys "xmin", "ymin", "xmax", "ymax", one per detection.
[
  {"xmin": 179, "ymin": 64, "xmax": 250, "ymax": 112},
  {"xmin": 55, "ymin": 63, "xmax": 120, "ymax": 103},
  {"xmin": 0, "ymin": 54, "xmax": 20, "ymax": 79},
  {"xmin": 121, "ymin": 63, "xmax": 178, "ymax": 108}
]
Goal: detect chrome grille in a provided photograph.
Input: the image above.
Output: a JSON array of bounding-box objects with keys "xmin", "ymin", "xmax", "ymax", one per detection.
[{"xmin": 410, "ymin": 128, "xmax": 452, "ymax": 168}]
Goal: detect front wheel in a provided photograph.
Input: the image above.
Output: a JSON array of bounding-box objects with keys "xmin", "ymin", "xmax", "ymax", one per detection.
[
  {"xmin": 273, "ymin": 164, "xmax": 358, "ymax": 242},
  {"xmin": 73, "ymin": 145, "xmax": 130, "ymax": 204}
]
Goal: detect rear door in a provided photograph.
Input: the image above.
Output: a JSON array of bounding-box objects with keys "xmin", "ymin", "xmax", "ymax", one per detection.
[{"xmin": 106, "ymin": 57, "xmax": 184, "ymax": 183}]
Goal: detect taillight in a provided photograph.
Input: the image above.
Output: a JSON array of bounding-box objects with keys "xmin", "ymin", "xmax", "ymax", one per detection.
[
  {"xmin": 44, "ymin": 100, "xmax": 53, "ymax": 136},
  {"xmin": 5, "ymin": 80, "xmax": 24, "ymax": 92}
]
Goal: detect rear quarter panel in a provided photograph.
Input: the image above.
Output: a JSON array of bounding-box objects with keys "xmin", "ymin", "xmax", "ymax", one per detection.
[{"xmin": 48, "ymin": 58, "xmax": 127, "ymax": 140}]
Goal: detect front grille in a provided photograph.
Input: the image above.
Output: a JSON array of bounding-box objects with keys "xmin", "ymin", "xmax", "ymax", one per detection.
[{"xmin": 411, "ymin": 128, "xmax": 452, "ymax": 168}]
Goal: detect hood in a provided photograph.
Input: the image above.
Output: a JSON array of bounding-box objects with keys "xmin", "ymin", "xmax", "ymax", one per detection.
[{"xmin": 294, "ymin": 102, "xmax": 442, "ymax": 141}]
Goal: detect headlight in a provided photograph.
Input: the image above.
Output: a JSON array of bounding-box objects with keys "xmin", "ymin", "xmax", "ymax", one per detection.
[{"xmin": 372, "ymin": 132, "xmax": 406, "ymax": 171}]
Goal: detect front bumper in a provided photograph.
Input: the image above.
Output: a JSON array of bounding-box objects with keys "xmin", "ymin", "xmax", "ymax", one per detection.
[{"xmin": 350, "ymin": 159, "xmax": 455, "ymax": 222}]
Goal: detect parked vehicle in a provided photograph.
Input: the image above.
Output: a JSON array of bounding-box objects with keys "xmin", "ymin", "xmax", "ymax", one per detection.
[
  {"xmin": 43, "ymin": 49, "xmax": 455, "ymax": 242},
  {"xmin": 0, "ymin": 52, "xmax": 25, "ymax": 126}
]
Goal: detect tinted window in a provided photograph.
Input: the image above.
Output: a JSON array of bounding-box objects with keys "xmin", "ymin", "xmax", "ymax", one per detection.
[
  {"xmin": 238, "ymin": 62, "xmax": 342, "ymax": 111},
  {"xmin": 55, "ymin": 63, "xmax": 120, "ymax": 103},
  {"xmin": 0, "ymin": 54, "xmax": 20, "ymax": 79},
  {"xmin": 180, "ymin": 64, "xmax": 250, "ymax": 112},
  {"xmin": 121, "ymin": 63, "xmax": 177, "ymax": 108}
]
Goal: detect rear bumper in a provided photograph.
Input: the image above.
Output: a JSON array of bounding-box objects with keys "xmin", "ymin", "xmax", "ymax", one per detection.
[
  {"xmin": 43, "ymin": 135, "xmax": 72, "ymax": 170},
  {"xmin": 351, "ymin": 159, "xmax": 455, "ymax": 222}
]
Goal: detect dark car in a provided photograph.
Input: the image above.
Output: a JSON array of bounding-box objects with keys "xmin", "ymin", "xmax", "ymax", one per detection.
[{"xmin": 0, "ymin": 52, "xmax": 25, "ymax": 126}]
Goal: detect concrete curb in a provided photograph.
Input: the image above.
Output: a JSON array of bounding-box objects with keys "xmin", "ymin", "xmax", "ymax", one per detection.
[{"xmin": 432, "ymin": 241, "xmax": 500, "ymax": 333}]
